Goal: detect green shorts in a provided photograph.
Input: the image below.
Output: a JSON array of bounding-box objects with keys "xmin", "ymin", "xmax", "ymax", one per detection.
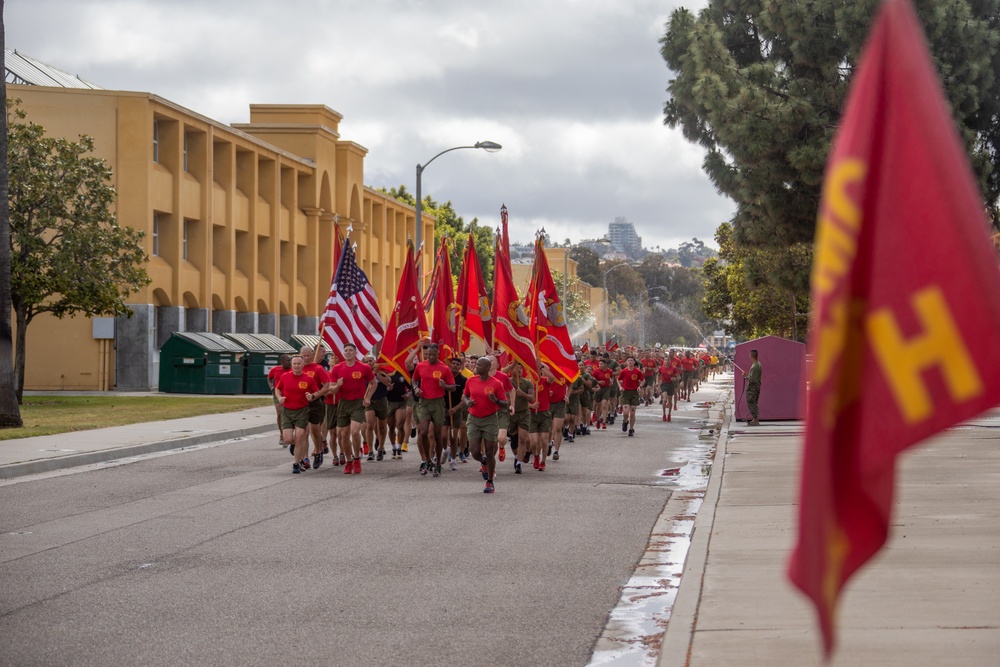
[
  {"xmin": 581, "ymin": 393, "xmax": 593, "ymax": 409},
  {"xmin": 529, "ymin": 410, "xmax": 552, "ymax": 434},
  {"xmin": 621, "ymin": 389, "xmax": 641, "ymax": 406},
  {"xmin": 595, "ymin": 386, "xmax": 610, "ymax": 402},
  {"xmin": 415, "ymin": 397, "xmax": 447, "ymax": 426},
  {"xmin": 610, "ymin": 384, "xmax": 620, "ymax": 398},
  {"xmin": 446, "ymin": 406, "xmax": 467, "ymax": 428},
  {"xmin": 405, "ymin": 393, "xmax": 415, "ymax": 407},
  {"xmin": 497, "ymin": 408, "xmax": 510, "ymax": 432},
  {"xmin": 308, "ymin": 399, "xmax": 325, "ymax": 425},
  {"xmin": 550, "ymin": 401, "xmax": 566, "ymax": 419},
  {"xmin": 337, "ymin": 398, "xmax": 367, "ymax": 427},
  {"xmin": 281, "ymin": 406, "xmax": 310, "ymax": 430},
  {"xmin": 367, "ymin": 397, "xmax": 389, "ymax": 420},
  {"xmin": 683, "ymin": 370, "xmax": 694, "ymax": 382},
  {"xmin": 509, "ymin": 410, "xmax": 530, "ymax": 434},
  {"xmin": 643, "ymin": 375, "xmax": 655, "ymax": 387},
  {"xmin": 660, "ymin": 382, "xmax": 675, "ymax": 396},
  {"xmin": 567, "ymin": 397, "xmax": 581, "ymax": 415},
  {"xmin": 466, "ymin": 412, "xmax": 499, "ymax": 442},
  {"xmin": 387, "ymin": 400, "xmax": 406, "ymax": 417}
]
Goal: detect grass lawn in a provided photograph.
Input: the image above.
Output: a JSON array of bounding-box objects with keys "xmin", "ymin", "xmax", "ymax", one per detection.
[{"xmin": 0, "ymin": 396, "xmax": 272, "ymax": 440}]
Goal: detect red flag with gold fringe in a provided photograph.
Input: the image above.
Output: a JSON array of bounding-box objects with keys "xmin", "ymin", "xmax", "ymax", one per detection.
[
  {"xmin": 456, "ymin": 232, "xmax": 493, "ymax": 351},
  {"xmin": 526, "ymin": 238, "xmax": 580, "ymax": 383},
  {"xmin": 788, "ymin": 0, "xmax": 1000, "ymax": 656},
  {"xmin": 492, "ymin": 233, "xmax": 538, "ymax": 381},
  {"xmin": 377, "ymin": 243, "xmax": 427, "ymax": 381}
]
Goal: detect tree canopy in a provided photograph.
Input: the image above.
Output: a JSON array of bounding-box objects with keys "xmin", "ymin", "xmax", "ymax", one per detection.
[
  {"xmin": 661, "ymin": 0, "xmax": 1000, "ymax": 270},
  {"xmin": 7, "ymin": 102, "xmax": 150, "ymax": 402}
]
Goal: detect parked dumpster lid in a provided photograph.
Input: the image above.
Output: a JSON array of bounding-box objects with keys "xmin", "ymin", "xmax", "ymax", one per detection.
[
  {"xmin": 223, "ymin": 333, "xmax": 296, "ymax": 353},
  {"xmin": 172, "ymin": 332, "xmax": 246, "ymax": 353}
]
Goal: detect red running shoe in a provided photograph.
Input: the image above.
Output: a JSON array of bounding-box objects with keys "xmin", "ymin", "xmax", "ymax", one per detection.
[
  {"xmin": 300, "ymin": 458, "xmax": 311, "ymax": 470},
  {"xmin": 532, "ymin": 457, "xmax": 540, "ymax": 470},
  {"xmin": 538, "ymin": 462, "xmax": 546, "ymax": 472},
  {"xmin": 498, "ymin": 445, "xmax": 506, "ymax": 462},
  {"xmin": 362, "ymin": 442, "xmax": 370, "ymax": 455},
  {"xmin": 353, "ymin": 459, "xmax": 361, "ymax": 474},
  {"xmin": 343, "ymin": 459, "xmax": 354, "ymax": 474},
  {"xmin": 662, "ymin": 415, "xmax": 667, "ymax": 422},
  {"xmin": 667, "ymin": 414, "xmax": 671, "ymax": 422}
]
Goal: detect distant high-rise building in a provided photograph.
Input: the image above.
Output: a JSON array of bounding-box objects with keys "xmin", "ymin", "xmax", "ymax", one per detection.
[{"xmin": 607, "ymin": 217, "xmax": 642, "ymax": 256}]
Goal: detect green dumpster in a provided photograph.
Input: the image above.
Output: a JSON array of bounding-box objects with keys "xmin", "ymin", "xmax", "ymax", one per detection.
[
  {"xmin": 222, "ymin": 333, "xmax": 296, "ymax": 395},
  {"xmin": 159, "ymin": 332, "xmax": 245, "ymax": 394}
]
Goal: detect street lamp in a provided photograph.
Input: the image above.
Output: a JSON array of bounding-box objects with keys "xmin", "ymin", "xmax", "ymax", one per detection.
[
  {"xmin": 602, "ymin": 262, "xmax": 634, "ymax": 346},
  {"xmin": 415, "ymin": 141, "xmax": 502, "ymax": 290}
]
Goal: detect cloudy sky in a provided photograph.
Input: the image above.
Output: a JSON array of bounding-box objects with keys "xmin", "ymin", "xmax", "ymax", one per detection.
[{"xmin": 7, "ymin": 0, "xmax": 734, "ymax": 250}]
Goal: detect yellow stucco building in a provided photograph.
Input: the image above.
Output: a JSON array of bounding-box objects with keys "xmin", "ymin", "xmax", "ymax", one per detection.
[{"xmin": 8, "ymin": 60, "xmax": 434, "ymax": 390}]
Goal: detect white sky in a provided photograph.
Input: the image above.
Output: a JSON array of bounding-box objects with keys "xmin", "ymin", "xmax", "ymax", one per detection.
[{"xmin": 7, "ymin": 0, "xmax": 735, "ymax": 250}]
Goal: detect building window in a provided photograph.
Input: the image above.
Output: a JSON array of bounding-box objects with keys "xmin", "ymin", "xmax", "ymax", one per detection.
[
  {"xmin": 152, "ymin": 213, "xmax": 159, "ymax": 256},
  {"xmin": 183, "ymin": 133, "xmax": 188, "ymax": 172},
  {"xmin": 153, "ymin": 120, "xmax": 159, "ymax": 163},
  {"xmin": 182, "ymin": 220, "xmax": 189, "ymax": 261}
]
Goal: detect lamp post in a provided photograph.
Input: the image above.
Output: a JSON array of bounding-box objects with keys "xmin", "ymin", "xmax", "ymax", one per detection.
[
  {"xmin": 415, "ymin": 141, "xmax": 502, "ymax": 290},
  {"xmin": 601, "ymin": 262, "xmax": 634, "ymax": 346}
]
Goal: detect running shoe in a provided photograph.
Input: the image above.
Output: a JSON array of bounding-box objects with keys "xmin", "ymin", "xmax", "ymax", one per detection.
[
  {"xmin": 376, "ymin": 449, "xmax": 384, "ymax": 461},
  {"xmin": 312, "ymin": 454, "xmax": 322, "ymax": 470},
  {"xmin": 464, "ymin": 447, "xmax": 470, "ymax": 458},
  {"xmin": 532, "ymin": 457, "xmax": 540, "ymax": 470},
  {"xmin": 343, "ymin": 459, "xmax": 354, "ymax": 474},
  {"xmin": 323, "ymin": 445, "xmax": 330, "ymax": 455},
  {"xmin": 548, "ymin": 440, "xmax": 553, "ymax": 456},
  {"xmin": 411, "ymin": 427, "xmax": 417, "ymax": 438},
  {"xmin": 628, "ymin": 429, "xmax": 634, "ymax": 437},
  {"xmin": 420, "ymin": 461, "xmax": 429, "ymax": 475},
  {"xmin": 514, "ymin": 461, "xmax": 522, "ymax": 474},
  {"xmin": 289, "ymin": 444, "xmax": 295, "ymax": 456},
  {"xmin": 401, "ymin": 443, "xmax": 409, "ymax": 452},
  {"xmin": 538, "ymin": 461, "xmax": 546, "ymax": 472},
  {"xmin": 450, "ymin": 458, "xmax": 458, "ymax": 471},
  {"xmin": 333, "ymin": 456, "xmax": 341, "ymax": 466},
  {"xmin": 367, "ymin": 451, "xmax": 375, "ymax": 462},
  {"xmin": 292, "ymin": 463, "xmax": 301, "ymax": 474},
  {"xmin": 667, "ymin": 414, "xmax": 671, "ymax": 422},
  {"xmin": 552, "ymin": 450, "xmax": 559, "ymax": 461},
  {"xmin": 484, "ymin": 480, "xmax": 495, "ymax": 494},
  {"xmin": 362, "ymin": 442, "xmax": 370, "ymax": 455},
  {"xmin": 498, "ymin": 445, "xmax": 506, "ymax": 462},
  {"xmin": 618, "ymin": 406, "xmax": 623, "ymax": 414},
  {"xmin": 622, "ymin": 418, "xmax": 628, "ymax": 432},
  {"xmin": 300, "ymin": 458, "xmax": 311, "ymax": 470},
  {"xmin": 459, "ymin": 453, "xmax": 467, "ymax": 463},
  {"xmin": 562, "ymin": 425, "xmax": 569, "ymax": 438},
  {"xmin": 339, "ymin": 453, "xmax": 347, "ymax": 466},
  {"xmin": 433, "ymin": 464, "xmax": 442, "ymax": 477},
  {"xmin": 662, "ymin": 415, "xmax": 667, "ymax": 422},
  {"xmin": 566, "ymin": 434, "xmax": 574, "ymax": 443},
  {"xmin": 480, "ymin": 463, "xmax": 489, "ymax": 480},
  {"xmin": 353, "ymin": 459, "xmax": 361, "ymax": 474}
]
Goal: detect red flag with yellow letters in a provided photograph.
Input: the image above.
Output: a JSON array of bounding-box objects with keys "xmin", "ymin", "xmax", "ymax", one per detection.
[
  {"xmin": 527, "ymin": 238, "xmax": 580, "ymax": 383},
  {"xmin": 492, "ymin": 233, "xmax": 539, "ymax": 382},
  {"xmin": 429, "ymin": 237, "xmax": 459, "ymax": 359},
  {"xmin": 788, "ymin": 0, "xmax": 1000, "ymax": 656},
  {"xmin": 378, "ymin": 243, "xmax": 428, "ymax": 381},
  {"xmin": 456, "ymin": 232, "xmax": 493, "ymax": 351}
]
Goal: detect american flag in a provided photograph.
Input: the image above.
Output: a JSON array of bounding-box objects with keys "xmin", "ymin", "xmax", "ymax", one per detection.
[{"xmin": 321, "ymin": 239, "xmax": 384, "ymax": 358}]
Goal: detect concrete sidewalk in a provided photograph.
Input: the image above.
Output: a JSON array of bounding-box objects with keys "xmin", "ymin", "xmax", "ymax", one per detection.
[
  {"xmin": 0, "ymin": 402, "xmax": 277, "ymax": 480},
  {"xmin": 658, "ymin": 405, "xmax": 1000, "ymax": 666}
]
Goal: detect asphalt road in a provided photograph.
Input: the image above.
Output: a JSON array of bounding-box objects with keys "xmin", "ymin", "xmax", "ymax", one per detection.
[{"xmin": 0, "ymin": 384, "xmax": 724, "ymax": 667}]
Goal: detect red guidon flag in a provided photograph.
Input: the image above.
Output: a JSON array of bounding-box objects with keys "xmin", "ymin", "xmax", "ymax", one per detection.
[
  {"xmin": 580, "ymin": 342, "xmax": 589, "ymax": 355},
  {"xmin": 429, "ymin": 237, "xmax": 459, "ymax": 359},
  {"xmin": 492, "ymin": 232, "xmax": 538, "ymax": 381},
  {"xmin": 378, "ymin": 243, "xmax": 428, "ymax": 381},
  {"xmin": 527, "ymin": 238, "xmax": 580, "ymax": 383},
  {"xmin": 456, "ymin": 232, "xmax": 493, "ymax": 351},
  {"xmin": 788, "ymin": 0, "xmax": 1000, "ymax": 656}
]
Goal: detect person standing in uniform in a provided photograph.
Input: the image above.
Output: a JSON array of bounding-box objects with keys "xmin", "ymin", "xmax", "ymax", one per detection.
[{"xmin": 744, "ymin": 349, "xmax": 762, "ymax": 426}]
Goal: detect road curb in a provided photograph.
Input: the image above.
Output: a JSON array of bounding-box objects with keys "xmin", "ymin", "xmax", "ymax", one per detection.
[
  {"xmin": 657, "ymin": 395, "xmax": 734, "ymax": 667},
  {"xmin": 0, "ymin": 423, "xmax": 275, "ymax": 480}
]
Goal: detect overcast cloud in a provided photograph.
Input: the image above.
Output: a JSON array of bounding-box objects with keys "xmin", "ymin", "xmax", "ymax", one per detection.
[{"xmin": 7, "ymin": 0, "xmax": 734, "ymax": 250}]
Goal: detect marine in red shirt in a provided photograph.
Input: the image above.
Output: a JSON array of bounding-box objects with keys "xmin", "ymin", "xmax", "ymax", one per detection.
[
  {"xmin": 299, "ymin": 345, "xmax": 332, "ymax": 464},
  {"xmin": 275, "ymin": 355, "xmax": 322, "ymax": 474},
  {"xmin": 463, "ymin": 357, "xmax": 510, "ymax": 493},
  {"xmin": 411, "ymin": 344, "xmax": 457, "ymax": 476},
  {"xmin": 267, "ymin": 353, "xmax": 292, "ymax": 445},
  {"xmin": 329, "ymin": 345, "xmax": 378, "ymax": 474},
  {"xmin": 617, "ymin": 358, "xmax": 644, "ymax": 436}
]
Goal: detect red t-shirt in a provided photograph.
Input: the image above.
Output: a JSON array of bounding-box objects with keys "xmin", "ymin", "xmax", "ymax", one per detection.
[
  {"xmin": 330, "ymin": 361, "xmax": 375, "ymax": 401},
  {"xmin": 701, "ymin": 354, "xmax": 712, "ymax": 367},
  {"xmin": 412, "ymin": 360, "xmax": 455, "ymax": 400},
  {"xmin": 532, "ymin": 376, "xmax": 552, "ymax": 412},
  {"xmin": 618, "ymin": 367, "xmax": 644, "ymax": 391},
  {"xmin": 657, "ymin": 364, "xmax": 678, "ymax": 383},
  {"xmin": 584, "ymin": 359, "xmax": 600, "ymax": 372},
  {"xmin": 548, "ymin": 377, "xmax": 568, "ymax": 403},
  {"xmin": 267, "ymin": 365, "xmax": 287, "ymax": 390},
  {"xmin": 302, "ymin": 363, "xmax": 331, "ymax": 389},
  {"xmin": 592, "ymin": 367, "xmax": 613, "ymax": 387},
  {"xmin": 492, "ymin": 370, "xmax": 514, "ymax": 397},
  {"xmin": 463, "ymin": 375, "xmax": 506, "ymax": 418},
  {"xmin": 276, "ymin": 372, "xmax": 321, "ymax": 411},
  {"xmin": 680, "ymin": 357, "xmax": 697, "ymax": 372},
  {"xmin": 641, "ymin": 358, "xmax": 657, "ymax": 377}
]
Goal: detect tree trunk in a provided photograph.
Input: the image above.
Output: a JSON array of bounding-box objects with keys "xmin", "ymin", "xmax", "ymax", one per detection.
[
  {"xmin": 0, "ymin": 6, "xmax": 24, "ymax": 426},
  {"xmin": 13, "ymin": 306, "xmax": 28, "ymax": 405}
]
